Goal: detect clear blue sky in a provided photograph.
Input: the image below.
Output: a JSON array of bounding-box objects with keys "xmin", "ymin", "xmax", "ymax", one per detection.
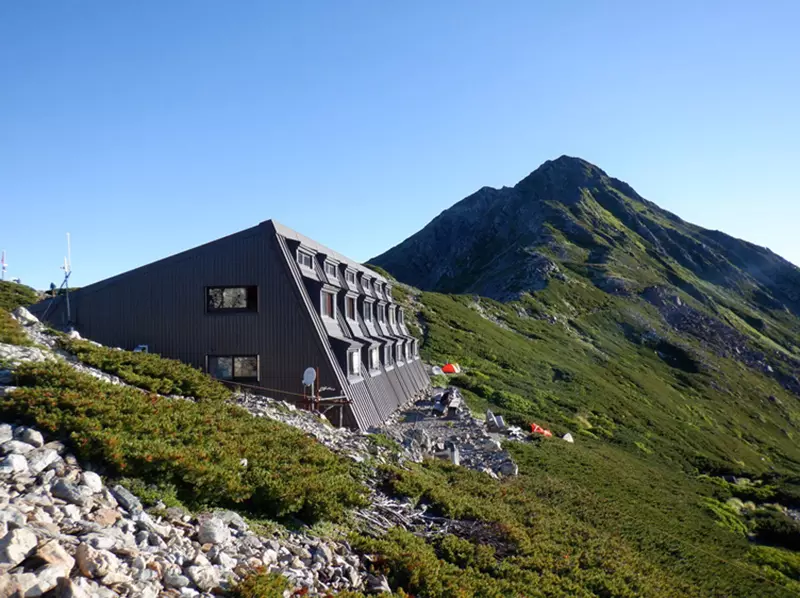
[{"xmin": 2, "ymin": 1, "xmax": 799, "ymax": 289}]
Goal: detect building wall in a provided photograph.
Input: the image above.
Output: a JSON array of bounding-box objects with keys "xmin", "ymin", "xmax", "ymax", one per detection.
[{"xmin": 33, "ymin": 224, "xmax": 344, "ymax": 415}]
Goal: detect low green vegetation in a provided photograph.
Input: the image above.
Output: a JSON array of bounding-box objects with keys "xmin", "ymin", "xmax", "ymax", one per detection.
[
  {"xmin": 235, "ymin": 570, "xmax": 385, "ymax": 597},
  {"xmin": 0, "ymin": 308, "xmax": 32, "ymax": 346},
  {"xmin": 0, "ymin": 280, "xmax": 38, "ymax": 312},
  {"xmin": 4, "ymin": 360, "xmax": 366, "ymax": 523},
  {"xmin": 58, "ymin": 337, "xmax": 231, "ymax": 402}
]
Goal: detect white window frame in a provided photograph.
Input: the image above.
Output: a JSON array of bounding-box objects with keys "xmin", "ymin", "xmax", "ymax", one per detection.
[
  {"xmin": 324, "ymin": 262, "xmax": 337, "ymax": 277},
  {"xmin": 347, "ymin": 350, "xmax": 361, "ymax": 376},
  {"xmin": 389, "ymin": 307, "xmax": 396, "ymax": 326},
  {"xmin": 363, "ymin": 301, "xmax": 373, "ymax": 322},
  {"xmin": 369, "ymin": 346, "xmax": 380, "ymax": 370},
  {"xmin": 345, "ymin": 270, "xmax": 356, "ymax": 285},
  {"xmin": 362, "ymin": 278, "xmax": 371, "ymax": 293}
]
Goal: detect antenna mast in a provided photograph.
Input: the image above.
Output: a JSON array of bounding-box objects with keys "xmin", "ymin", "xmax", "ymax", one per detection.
[{"xmin": 60, "ymin": 233, "xmax": 73, "ymax": 327}]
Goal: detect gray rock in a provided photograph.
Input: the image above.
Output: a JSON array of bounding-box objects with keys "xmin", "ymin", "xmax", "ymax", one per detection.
[
  {"xmin": 110, "ymin": 485, "xmax": 142, "ymax": 513},
  {"xmin": 313, "ymin": 544, "xmax": 333, "ymax": 564},
  {"xmin": 0, "ymin": 526, "xmax": 38, "ymax": 569},
  {"xmin": 0, "ymin": 572, "xmax": 37, "ymax": 597},
  {"xmin": 12, "ymin": 306, "xmax": 39, "ymax": 326},
  {"xmin": 215, "ymin": 550, "xmax": 236, "ymax": 570},
  {"xmin": 185, "ymin": 565, "xmax": 220, "ymax": 592},
  {"xmin": 366, "ymin": 573, "xmax": 391, "ymax": 594},
  {"xmin": 27, "ymin": 449, "xmax": 60, "ymax": 475},
  {"xmin": 214, "ymin": 510, "xmax": 248, "ymax": 531},
  {"xmin": 0, "ymin": 423, "xmax": 13, "ymax": 444},
  {"xmin": 81, "ymin": 471, "xmax": 103, "ymax": 494},
  {"xmin": 1, "ymin": 439, "xmax": 36, "ymax": 455},
  {"xmin": 25, "ymin": 563, "xmax": 68, "ymax": 597},
  {"xmin": 163, "ymin": 572, "xmax": 191, "ymax": 589},
  {"xmin": 52, "ymin": 479, "xmax": 89, "ymax": 506},
  {"xmin": 15, "ymin": 427, "xmax": 44, "ymax": 448},
  {"xmin": 57, "ymin": 577, "xmax": 91, "ymax": 598},
  {"xmin": 197, "ymin": 517, "xmax": 230, "ymax": 545},
  {"xmin": 261, "ymin": 548, "xmax": 278, "ymax": 565},
  {"xmin": 499, "ymin": 460, "xmax": 518, "ymax": 476},
  {"xmin": 0, "ymin": 453, "xmax": 28, "ymax": 474}
]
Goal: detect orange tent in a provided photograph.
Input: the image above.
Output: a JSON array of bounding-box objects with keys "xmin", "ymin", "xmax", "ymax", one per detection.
[
  {"xmin": 441, "ymin": 363, "xmax": 460, "ymax": 374},
  {"xmin": 530, "ymin": 423, "xmax": 553, "ymax": 437}
]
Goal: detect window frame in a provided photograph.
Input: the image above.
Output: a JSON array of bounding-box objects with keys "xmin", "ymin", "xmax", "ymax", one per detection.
[
  {"xmin": 297, "ymin": 249, "xmax": 314, "ymax": 269},
  {"xmin": 345, "ymin": 295, "xmax": 356, "ymax": 320},
  {"xmin": 206, "ymin": 286, "xmax": 258, "ymax": 313},
  {"xmin": 321, "ymin": 290, "xmax": 336, "ymax": 319},
  {"xmin": 362, "ymin": 277, "xmax": 372, "ymax": 294},
  {"xmin": 384, "ymin": 345, "xmax": 393, "ymax": 367},
  {"xmin": 347, "ymin": 350, "xmax": 361, "ymax": 377},
  {"xmin": 206, "ymin": 354, "xmax": 260, "ymax": 383},
  {"xmin": 377, "ymin": 303, "xmax": 386, "ymax": 324},
  {"xmin": 388, "ymin": 306, "xmax": 396, "ymax": 326},
  {"xmin": 363, "ymin": 301, "xmax": 373, "ymax": 323},
  {"xmin": 369, "ymin": 346, "xmax": 380, "ymax": 370},
  {"xmin": 345, "ymin": 270, "xmax": 357, "ymax": 285},
  {"xmin": 324, "ymin": 261, "xmax": 337, "ymax": 277}
]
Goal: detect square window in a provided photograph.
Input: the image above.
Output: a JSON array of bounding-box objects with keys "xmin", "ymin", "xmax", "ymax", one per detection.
[
  {"xmin": 298, "ymin": 251, "xmax": 313, "ymax": 269},
  {"xmin": 324, "ymin": 262, "xmax": 337, "ymax": 277},
  {"xmin": 322, "ymin": 291, "xmax": 335, "ymax": 318},
  {"xmin": 345, "ymin": 296, "xmax": 356, "ymax": 320},
  {"xmin": 346, "ymin": 271, "xmax": 356, "ymax": 284},
  {"xmin": 208, "ymin": 355, "xmax": 258, "ymax": 382},
  {"xmin": 207, "ymin": 287, "xmax": 257, "ymax": 312},
  {"xmin": 348, "ymin": 351, "xmax": 360, "ymax": 376}
]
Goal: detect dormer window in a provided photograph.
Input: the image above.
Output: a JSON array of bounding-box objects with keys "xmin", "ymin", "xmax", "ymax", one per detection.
[
  {"xmin": 399, "ymin": 309, "xmax": 405, "ymax": 326},
  {"xmin": 347, "ymin": 350, "xmax": 361, "ymax": 376},
  {"xmin": 369, "ymin": 346, "xmax": 380, "ymax": 370},
  {"xmin": 384, "ymin": 345, "xmax": 393, "ymax": 366},
  {"xmin": 324, "ymin": 262, "xmax": 337, "ymax": 277},
  {"xmin": 345, "ymin": 296, "xmax": 356, "ymax": 320},
  {"xmin": 386, "ymin": 284, "xmax": 393, "ymax": 299},
  {"xmin": 414, "ymin": 340, "xmax": 419, "ymax": 357},
  {"xmin": 345, "ymin": 270, "xmax": 356, "ymax": 285},
  {"xmin": 362, "ymin": 278, "xmax": 371, "ymax": 293},
  {"xmin": 363, "ymin": 302, "xmax": 373, "ymax": 322},
  {"xmin": 389, "ymin": 307, "xmax": 396, "ymax": 326},
  {"xmin": 321, "ymin": 290, "xmax": 336, "ymax": 318},
  {"xmin": 297, "ymin": 250, "xmax": 313, "ymax": 269},
  {"xmin": 378, "ymin": 304, "xmax": 386, "ymax": 323}
]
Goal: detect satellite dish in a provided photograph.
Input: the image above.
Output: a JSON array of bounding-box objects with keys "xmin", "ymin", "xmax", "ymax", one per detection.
[{"xmin": 302, "ymin": 367, "xmax": 317, "ymax": 386}]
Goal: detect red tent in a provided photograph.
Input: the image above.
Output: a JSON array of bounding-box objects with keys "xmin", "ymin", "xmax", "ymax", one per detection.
[
  {"xmin": 530, "ymin": 423, "xmax": 553, "ymax": 437},
  {"xmin": 441, "ymin": 363, "xmax": 459, "ymax": 374}
]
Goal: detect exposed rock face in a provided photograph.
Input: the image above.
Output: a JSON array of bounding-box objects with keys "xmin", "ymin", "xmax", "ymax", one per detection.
[{"xmin": 372, "ymin": 155, "xmax": 800, "ymax": 315}]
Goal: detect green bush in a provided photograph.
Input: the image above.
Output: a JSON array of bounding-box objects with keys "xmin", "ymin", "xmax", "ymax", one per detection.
[
  {"xmin": 6, "ymin": 360, "xmax": 366, "ymax": 523},
  {"xmin": 0, "ymin": 309, "xmax": 32, "ymax": 346},
  {"xmin": 0, "ymin": 280, "xmax": 38, "ymax": 312},
  {"xmin": 59, "ymin": 338, "xmax": 230, "ymax": 402},
  {"xmin": 753, "ymin": 510, "xmax": 800, "ymax": 550}
]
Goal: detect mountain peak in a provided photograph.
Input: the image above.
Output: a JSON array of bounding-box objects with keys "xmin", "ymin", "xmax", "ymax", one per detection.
[{"xmin": 515, "ymin": 155, "xmax": 608, "ymax": 193}]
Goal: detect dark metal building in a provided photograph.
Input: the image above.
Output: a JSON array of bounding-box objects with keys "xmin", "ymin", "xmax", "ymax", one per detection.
[{"xmin": 30, "ymin": 220, "xmax": 430, "ymax": 429}]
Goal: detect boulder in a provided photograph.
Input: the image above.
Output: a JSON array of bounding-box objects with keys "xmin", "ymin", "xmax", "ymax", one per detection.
[
  {"xmin": 36, "ymin": 539, "xmax": 75, "ymax": 571},
  {"xmin": 197, "ymin": 518, "xmax": 230, "ymax": 545},
  {"xmin": 76, "ymin": 542, "xmax": 120, "ymax": 578},
  {"xmin": 12, "ymin": 306, "xmax": 39, "ymax": 326},
  {"xmin": 25, "ymin": 563, "xmax": 68, "ymax": 597},
  {"xmin": 0, "ymin": 440, "xmax": 36, "ymax": 455},
  {"xmin": 562, "ymin": 432, "xmax": 574, "ymax": 444},
  {"xmin": 185, "ymin": 565, "xmax": 220, "ymax": 592},
  {"xmin": 15, "ymin": 427, "xmax": 44, "ymax": 448},
  {"xmin": 0, "ymin": 453, "xmax": 28, "ymax": 474},
  {"xmin": 0, "ymin": 423, "xmax": 13, "ymax": 444},
  {"xmin": 27, "ymin": 449, "xmax": 60, "ymax": 475},
  {"xmin": 163, "ymin": 573, "xmax": 191, "ymax": 589},
  {"xmin": 52, "ymin": 479, "xmax": 90, "ymax": 506},
  {"xmin": 81, "ymin": 471, "xmax": 103, "ymax": 494},
  {"xmin": 57, "ymin": 577, "xmax": 91, "ymax": 598},
  {"xmin": 110, "ymin": 485, "xmax": 142, "ymax": 514},
  {"xmin": 0, "ymin": 527, "xmax": 38, "ymax": 569}
]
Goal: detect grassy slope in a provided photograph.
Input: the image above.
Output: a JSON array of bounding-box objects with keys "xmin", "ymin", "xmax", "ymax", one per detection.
[{"xmin": 402, "ymin": 282, "xmax": 800, "ymax": 595}]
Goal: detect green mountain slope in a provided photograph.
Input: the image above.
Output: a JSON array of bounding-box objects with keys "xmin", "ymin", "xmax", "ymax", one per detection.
[{"xmin": 376, "ymin": 158, "xmax": 800, "ymax": 592}]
